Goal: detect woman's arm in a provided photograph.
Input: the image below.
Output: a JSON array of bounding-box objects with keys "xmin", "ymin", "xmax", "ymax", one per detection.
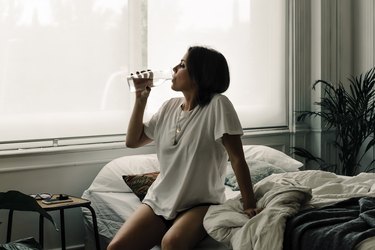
[
  {"xmin": 126, "ymin": 87, "xmax": 153, "ymax": 148},
  {"xmin": 222, "ymin": 134, "xmax": 260, "ymax": 216}
]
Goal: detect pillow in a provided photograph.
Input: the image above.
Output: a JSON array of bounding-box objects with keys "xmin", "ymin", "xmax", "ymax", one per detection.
[
  {"xmin": 225, "ymin": 160, "xmax": 286, "ymax": 191},
  {"xmin": 88, "ymin": 154, "xmax": 159, "ymax": 193},
  {"xmin": 243, "ymin": 145, "xmax": 303, "ymax": 172},
  {"xmin": 122, "ymin": 172, "xmax": 159, "ymax": 200}
]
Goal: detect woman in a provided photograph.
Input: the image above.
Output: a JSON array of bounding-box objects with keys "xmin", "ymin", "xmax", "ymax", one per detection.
[{"xmin": 107, "ymin": 46, "xmax": 260, "ymax": 250}]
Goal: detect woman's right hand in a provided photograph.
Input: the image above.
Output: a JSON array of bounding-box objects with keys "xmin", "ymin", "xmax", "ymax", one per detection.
[
  {"xmin": 132, "ymin": 71, "xmax": 153, "ymax": 101},
  {"xmin": 126, "ymin": 75, "xmax": 153, "ymax": 148},
  {"xmin": 135, "ymin": 83, "xmax": 151, "ymax": 101},
  {"xmin": 244, "ymin": 207, "xmax": 263, "ymax": 219}
]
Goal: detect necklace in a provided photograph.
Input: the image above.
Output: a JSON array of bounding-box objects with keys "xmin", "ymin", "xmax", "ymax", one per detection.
[
  {"xmin": 173, "ymin": 106, "xmax": 184, "ymax": 145},
  {"xmin": 173, "ymin": 102, "xmax": 200, "ymax": 145}
]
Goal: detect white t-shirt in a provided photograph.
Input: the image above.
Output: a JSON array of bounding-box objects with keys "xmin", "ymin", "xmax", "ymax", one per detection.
[{"xmin": 143, "ymin": 94, "xmax": 243, "ymax": 219}]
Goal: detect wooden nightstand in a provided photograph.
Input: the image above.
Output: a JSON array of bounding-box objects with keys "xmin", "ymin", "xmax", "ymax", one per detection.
[
  {"xmin": 4, "ymin": 194, "xmax": 101, "ymax": 250},
  {"xmin": 35, "ymin": 195, "xmax": 100, "ymax": 250}
]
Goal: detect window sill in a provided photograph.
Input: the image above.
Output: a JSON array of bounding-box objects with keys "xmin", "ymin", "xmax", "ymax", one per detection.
[{"xmin": 0, "ymin": 127, "xmax": 296, "ymax": 157}]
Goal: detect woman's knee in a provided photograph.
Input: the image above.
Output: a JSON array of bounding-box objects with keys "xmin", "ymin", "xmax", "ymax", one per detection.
[
  {"xmin": 107, "ymin": 238, "xmax": 146, "ymax": 250},
  {"xmin": 161, "ymin": 231, "xmax": 189, "ymax": 250},
  {"xmin": 106, "ymin": 240, "xmax": 122, "ymax": 250}
]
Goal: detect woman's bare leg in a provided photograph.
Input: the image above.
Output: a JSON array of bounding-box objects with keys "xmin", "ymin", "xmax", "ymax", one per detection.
[
  {"xmin": 107, "ymin": 204, "xmax": 168, "ymax": 250},
  {"xmin": 161, "ymin": 205, "xmax": 210, "ymax": 250}
]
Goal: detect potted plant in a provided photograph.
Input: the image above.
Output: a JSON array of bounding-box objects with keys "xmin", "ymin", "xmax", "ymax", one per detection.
[{"xmin": 294, "ymin": 67, "xmax": 375, "ymax": 176}]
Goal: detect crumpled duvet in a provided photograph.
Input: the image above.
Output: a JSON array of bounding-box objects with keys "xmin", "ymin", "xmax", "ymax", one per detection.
[
  {"xmin": 203, "ymin": 170, "xmax": 375, "ymax": 250},
  {"xmin": 204, "ymin": 176, "xmax": 312, "ymax": 250}
]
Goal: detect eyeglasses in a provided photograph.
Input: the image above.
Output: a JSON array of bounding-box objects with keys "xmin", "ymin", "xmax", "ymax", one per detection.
[{"xmin": 30, "ymin": 193, "xmax": 52, "ymax": 200}]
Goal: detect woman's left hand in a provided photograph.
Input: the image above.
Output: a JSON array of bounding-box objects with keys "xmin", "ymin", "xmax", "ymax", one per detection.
[{"xmin": 244, "ymin": 207, "xmax": 263, "ymax": 219}]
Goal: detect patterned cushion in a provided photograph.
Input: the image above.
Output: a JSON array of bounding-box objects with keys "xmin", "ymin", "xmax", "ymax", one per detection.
[{"xmin": 122, "ymin": 172, "xmax": 159, "ymax": 200}]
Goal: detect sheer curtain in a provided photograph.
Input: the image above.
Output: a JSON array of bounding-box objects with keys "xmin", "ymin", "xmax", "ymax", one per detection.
[
  {"xmin": 0, "ymin": 0, "xmax": 132, "ymax": 147},
  {"xmin": 0, "ymin": 0, "xmax": 287, "ymax": 150},
  {"xmin": 147, "ymin": 0, "xmax": 287, "ymax": 128}
]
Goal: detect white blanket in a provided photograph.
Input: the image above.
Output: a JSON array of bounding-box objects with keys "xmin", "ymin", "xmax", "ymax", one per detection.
[{"xmin": 204, "ymin": 170, "xmax": 375, "ymax": 250}]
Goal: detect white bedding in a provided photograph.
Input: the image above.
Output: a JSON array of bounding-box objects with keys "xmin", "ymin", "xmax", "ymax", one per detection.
[
  {"xmin": 204, "ymin": 170, "xmax": 375, "ymax": 250},
  {"xmin": 81, "ymin": 147, "xmax": 305, "ymax": 249}
]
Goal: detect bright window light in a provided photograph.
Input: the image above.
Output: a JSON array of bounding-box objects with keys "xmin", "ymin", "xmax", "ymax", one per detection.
[{"xmin": 0, "ymin": 0, "xmax": 288, "ymax": 149}]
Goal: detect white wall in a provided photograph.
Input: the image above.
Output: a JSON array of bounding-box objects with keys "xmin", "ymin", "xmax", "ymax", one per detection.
[
  {"xmin": 352, "ymin": 0, "xmax": 375, "ymax": 172},
  {"xmin": 308, "ymin": 0, "xmax": 375, "ymax": 171}
]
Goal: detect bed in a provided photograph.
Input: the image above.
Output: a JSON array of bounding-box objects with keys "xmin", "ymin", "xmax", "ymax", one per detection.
[{"xmin": 81, "ymin": 145, "xmax": 375, "ymax": 250}]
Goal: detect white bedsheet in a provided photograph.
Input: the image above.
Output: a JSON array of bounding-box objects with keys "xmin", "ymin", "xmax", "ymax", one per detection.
[{"xmin": 203, "ymin": 170, "xmax": 375, "ymax": 250}]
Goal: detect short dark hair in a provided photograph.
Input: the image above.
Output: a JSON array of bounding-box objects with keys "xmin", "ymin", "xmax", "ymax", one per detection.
[{"xmin": 186, "ymin": 46, "xmax": 230, "ymax": 106}]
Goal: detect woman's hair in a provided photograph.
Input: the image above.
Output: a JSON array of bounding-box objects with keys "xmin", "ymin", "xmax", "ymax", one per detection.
[{"xmin": 186, "ymin": 46, "xmax": 230, "ymax": 106}]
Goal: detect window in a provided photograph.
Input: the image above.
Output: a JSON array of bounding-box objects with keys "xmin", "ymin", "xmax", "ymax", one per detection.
[
  {"xmin": 0, "ymin": 0, "xmax": 131, "ymax": 150},
  {"xmin": 0, "ymin": 0, "xmax": 288, "ymax": 151}
]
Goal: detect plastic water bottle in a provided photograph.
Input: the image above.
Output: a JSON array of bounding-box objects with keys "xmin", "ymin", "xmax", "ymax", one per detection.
[{"xmin": 127, "ymin": 69, "xmax": 173, "ymax": 92}]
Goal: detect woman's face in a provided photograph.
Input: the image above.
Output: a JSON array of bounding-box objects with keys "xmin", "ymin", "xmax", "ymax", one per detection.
[{"xmin": 171, "ymin": 52, "xmax": 196, "ymax": 92}]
